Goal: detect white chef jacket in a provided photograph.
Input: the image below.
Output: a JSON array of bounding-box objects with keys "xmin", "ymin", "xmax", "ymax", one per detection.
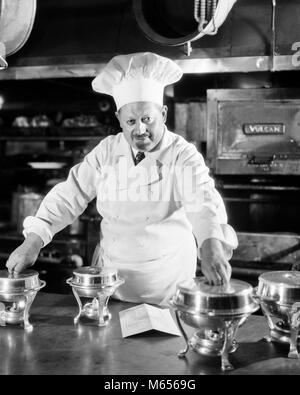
[{"xmin": 23, "ymin": 128, "xmax": 238, "ymax": 305}]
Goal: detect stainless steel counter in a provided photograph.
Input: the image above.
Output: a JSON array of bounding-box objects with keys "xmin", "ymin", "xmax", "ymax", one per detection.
[{"xmin": 0, "ymin": 292, "xmax": 299, "ymax": 375}]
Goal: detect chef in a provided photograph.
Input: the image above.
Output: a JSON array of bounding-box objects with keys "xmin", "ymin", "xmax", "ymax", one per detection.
[{"xmin": 6, "ymin": 52, "xmax": 238, "ymax": 305}]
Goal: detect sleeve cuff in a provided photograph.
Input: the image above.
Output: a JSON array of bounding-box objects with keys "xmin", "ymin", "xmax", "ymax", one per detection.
[
  {"xmin": 23, "ymin": 216, "xmax": 54, "ymax": 247},
  {"xmin": 195, "ymin": 223, "xmax": 238, "ymax": 261}
]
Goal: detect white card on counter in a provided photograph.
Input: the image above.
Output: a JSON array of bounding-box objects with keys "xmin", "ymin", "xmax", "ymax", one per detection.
[{"xmin": 119, "ymin": 303, "xmax": 181, "ymax": 338}]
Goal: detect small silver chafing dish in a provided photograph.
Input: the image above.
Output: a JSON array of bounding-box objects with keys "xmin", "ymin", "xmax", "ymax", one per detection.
[
  {"xmin": 66, "ymin": 266, "xmax": 124, "ymax": 327},
  {"xmin": 0, "ymin": 270, "xmax": 45, "ymax": 331},
  {"xmin": 256, "ymin": 271, "xmax": 300, "ymax": 359},
  {"xmin": 170, "ymin": 277, "xmax": 259, "ymax": 371}
]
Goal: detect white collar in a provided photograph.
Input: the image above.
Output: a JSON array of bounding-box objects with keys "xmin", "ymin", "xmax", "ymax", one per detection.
[
  {"xmin": 116, "ymin": 126, "xmax": 173, "ymax": 164},
  {"xmin": 131, "ymin": 146, "xmax": 139, "ymax": 157}
]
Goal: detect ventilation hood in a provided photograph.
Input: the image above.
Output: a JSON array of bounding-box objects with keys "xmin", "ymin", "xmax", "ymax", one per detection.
[{"xmin": 0, "ymin": 0, "xmax": 299, "ymax": 80}]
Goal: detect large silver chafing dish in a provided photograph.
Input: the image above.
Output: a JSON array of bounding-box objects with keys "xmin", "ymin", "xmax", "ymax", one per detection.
[
  {"xmin": 256, "ymin": 271, "xmax": 300, "ymax": 359},
  {"xmin": 66, "ymin": 266, "xmax": 124, "ymax": 327},
  {"xmin": 170, "ymin": 277, "xmax": 259, "ymax": 371},
  {"xmin": 0, "ymin": 270, "xmax": 45, "ymax": 331}
]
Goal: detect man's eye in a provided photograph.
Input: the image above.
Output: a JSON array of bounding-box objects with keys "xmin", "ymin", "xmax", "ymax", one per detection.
[
  {"xmin": 127, "ymin": 120, "xmax": 135, "ymax": 125},
  {"xmin": 143, "ymin": 117, "xmax": 152, "ymax": 123}
]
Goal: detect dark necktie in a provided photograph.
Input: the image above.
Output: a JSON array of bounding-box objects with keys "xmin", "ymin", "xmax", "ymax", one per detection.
[{"xmin": 134, "ymin": 151, "xmax": 145, "ymax": 165}]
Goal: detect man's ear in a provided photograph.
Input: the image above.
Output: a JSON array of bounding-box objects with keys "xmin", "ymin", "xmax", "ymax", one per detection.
[
  {"xmin": 162, "ymin": 105, "xmax": 168, "ymax": 122},
  {"xmin": 115, "ymin": 111, "xmax": 123, "ymax": 128}
]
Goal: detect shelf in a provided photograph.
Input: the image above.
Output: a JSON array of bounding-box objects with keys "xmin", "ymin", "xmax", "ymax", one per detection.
[
  {"xmin": 0, "ymin": 136, "xmax": 104, "ymax": 141},
  {"xmin": 0, "ymin": 126, "xmax": 116, "ymax": 141}
]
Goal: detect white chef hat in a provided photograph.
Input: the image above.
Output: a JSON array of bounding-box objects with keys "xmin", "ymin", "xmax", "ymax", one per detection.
[{"xmin": 92, "ymin": 52, "xmax": 183, "ymax": 110}]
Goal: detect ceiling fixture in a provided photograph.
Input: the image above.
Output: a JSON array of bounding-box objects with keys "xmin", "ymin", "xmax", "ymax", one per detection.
[{"xmin": 133, "ymin": 0, "xmax": 238, "ymax": 55}]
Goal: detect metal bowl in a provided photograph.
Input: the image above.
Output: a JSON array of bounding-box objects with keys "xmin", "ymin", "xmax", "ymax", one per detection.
[
  {"xmin": 0, "ymin": 270, "xmax": 45, "ymax": 303},
  {"xmin": 256, "ymin": 271, "xmax": 300, "ymax": 359},
  {"xmin": 0, "ymin": 270, "xmax": 45, "ymax": 331},
  {"xmin": 257, "ymin": 271, "xmax": 300, "ymax": 319},
  {"xmin": 67, "ymin": 266, "xmax": 124, "ymax": 297},
  {"xmin": 0, "ymin": 270, "xmax": 43, "ymax": 296},
  {"xmin": 67, "ymin": 266, "xmax": 125, "ymax": 326},
  {"xmin": 170, "ymin": 277, "xmax": 259, "ymax": 320},
  {"xmin": 170, "ymin": 277, "xmax": 259, "ymax": 371},
  {"xmin": 69, "ymin": 267, "xmax": 120, "ymax": 287},
  {"xmin": 257, "ymin": 271, "xmax": 300, "ymax": 304}
]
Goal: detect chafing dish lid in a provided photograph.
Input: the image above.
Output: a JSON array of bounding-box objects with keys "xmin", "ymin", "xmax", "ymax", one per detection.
[
  {"xmin": 257, "ymin": 271, "xmax": 300, "ymax": 304},
  {"xmin": 171, "ymin": 277, "xmax": 257, "ymax": 316},
  {"xmin": 0, "ymin": 270, "xmax": 41, "ymax": 294},
  {"xmin": 70, "ymin": 266, "xmax": 121, "ymax": 287}
]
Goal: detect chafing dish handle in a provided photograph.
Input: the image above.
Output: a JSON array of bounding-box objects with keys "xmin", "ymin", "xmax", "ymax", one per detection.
[
  {"xmin": 33, "ymin": 280, "xmax": 46, "ymax": 292},
  {"xmin": 253, "ymin": 288, "xmax": 279, "ymax": 330},
  {"xmin": 174, "ymin": 310, "xmax": 190, "ymax": 358},
  {"xmin": 251, "ymin": 287, "xmax": 262, "ymax": 307},
  {"xmin": 288, "ymin": 302, "xmax": 300, "ymax": 359}
]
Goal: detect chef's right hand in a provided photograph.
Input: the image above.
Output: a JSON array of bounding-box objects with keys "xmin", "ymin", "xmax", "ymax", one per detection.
[
  {"xmin": 6, "ymin": 233, "xmax": 43, "ymax": 274},
  {"xmin": 200, "ymin": 238, "xmax": 232, "ymax": 286}
]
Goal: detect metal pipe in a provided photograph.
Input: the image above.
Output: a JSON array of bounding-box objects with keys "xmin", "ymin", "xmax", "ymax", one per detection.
[
  {"xmin": 221, "ymin": 184, "xmax": 300, "ymax": 192},
  {"xmin": 0, "ymin": 42, "xmax": 7, "ymax": 70},
  {"xmin": 271, "ymin": 0, "xmax": 277, "ymax": 71}
]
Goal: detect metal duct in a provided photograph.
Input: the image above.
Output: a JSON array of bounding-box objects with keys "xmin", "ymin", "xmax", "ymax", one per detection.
[
  {"xmin": 0, "ymin": 0, "xmax": 37, "ymax": 69},
  {"xmin": 133, "ymin": 0, "xmax": 237, "ymax": 47}
]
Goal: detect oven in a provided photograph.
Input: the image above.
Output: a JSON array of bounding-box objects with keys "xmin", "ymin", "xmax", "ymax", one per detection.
[
  {"xmin": 207, "ymin": 88, "xmax": 300, "ymax": 176},
  {"xmin": 206, "ymin": 88, "xmax": 300, "ymax": 284}
]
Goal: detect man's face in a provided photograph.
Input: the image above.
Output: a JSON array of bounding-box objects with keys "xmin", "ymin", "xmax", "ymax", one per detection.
[{"xmin": 116, "ymin": 102, "xmax": 168, "ymax": 152}]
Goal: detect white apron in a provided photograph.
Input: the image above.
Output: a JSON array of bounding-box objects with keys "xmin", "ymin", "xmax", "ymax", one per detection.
[{"xmin": 92, "ymin": 136, "xmax": 198, "ymax": 305}]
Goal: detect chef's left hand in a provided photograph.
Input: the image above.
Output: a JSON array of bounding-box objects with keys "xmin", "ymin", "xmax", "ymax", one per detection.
[{"xmin": 200, "ymin": 238, "xmax": 232, "ymax": 286}]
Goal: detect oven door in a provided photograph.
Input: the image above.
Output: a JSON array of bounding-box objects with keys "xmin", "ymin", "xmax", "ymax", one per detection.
[
  {"xmin": 207, "ymin": 88, "xmax": 300, "ymax": 175},
  {"xmin": 214, "ymin": 175, "xmax": 300, "ymax": 285}
]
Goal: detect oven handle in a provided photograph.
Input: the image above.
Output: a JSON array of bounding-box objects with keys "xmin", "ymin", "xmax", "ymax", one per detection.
[
  {"xmin": 247, "ymin": 153, "xmax": 300, "ymax": 166},
  {"xmin": 247, "ymin": 154, "xmax": 275, "ymax": 166}
]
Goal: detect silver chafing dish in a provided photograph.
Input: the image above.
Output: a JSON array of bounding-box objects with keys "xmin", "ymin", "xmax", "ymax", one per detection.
[
  {"xmin": 256, "ymin": 271, "xmax": 300, "ymax": 359},
  {"xmin": 0, "ymin": 270, "xmax": 45, "ymax": 331},
  {"xmin": 66, "ymin": 266, "xmax": 124, "ymax": 327},
  {"xmin": 170, "ymin": 277, "xmax": 259, "ymax": 371}
]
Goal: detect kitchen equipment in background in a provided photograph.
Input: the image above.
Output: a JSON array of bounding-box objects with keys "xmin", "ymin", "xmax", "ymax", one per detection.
[
  {"xmin": 27, "ymin": 162, "xmax": 66, "ymax": 169},
  {"xmin": 62, "ymin": 114, "xmax": 100, "ymax": 128},
  {"xmin": 0, "ymin": 0, "xmax": 37, "ymax": 69},
  {"xmin": 0, "ymin": 269, "xmax": 45, "ymax": 331},
  {"xmin": 256, "ymin": 271, "xmax": 300, "ymax": 359},
  {"xmin": 64, "ymin": 217, "xmax": 85, "ymax": 236},
  {"xmin": 12, "ymin": 114, "xmax": 53, "ymax": 128},
  {"xmin": 205, "ymin": 88, "xmax": 300, "ymax": 288},
  {"xmin": 174, "ymin": 101, "xmax": 207, "ymax": 147},
  {"xmin": 207, "ymin": 88, "xmax": 300, "ymax": 176},
  {"xmin": 231, "ymin": 232, "xmax": 300, "ymax": 286},
  {"xmin": 66, "ymin": 266, "xmax": 124, "ymax": 327},
  {"xmin": 170, "ymin": 277, "xmax": 259, "ymax": 371},
  {"xmin": 11, "ymin": 191, "xmax": 44, "ymax": 233},
  {"xmin": 133, "ymin": 0, "xmax": 237, "ymax": 48}
]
